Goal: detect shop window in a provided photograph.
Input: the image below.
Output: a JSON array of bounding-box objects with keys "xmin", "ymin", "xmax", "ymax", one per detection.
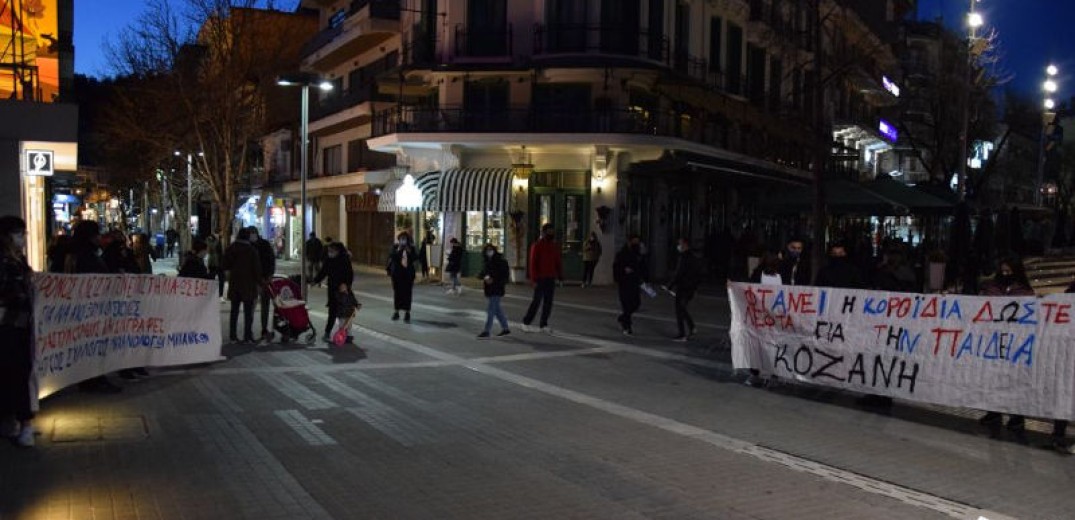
[
  {"xmin": 564, "ymin": 195, "xmax": 583, "ymax": 246},
  {"xmin": 466, "ymin": 211, "xmax": 485, "ymax": 251}
]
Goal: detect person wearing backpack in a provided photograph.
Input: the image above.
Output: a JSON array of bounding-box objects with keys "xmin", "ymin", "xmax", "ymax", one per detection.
[{"xmin": 667, "ymin": 237, "xmax": 701, "ymax": 342}]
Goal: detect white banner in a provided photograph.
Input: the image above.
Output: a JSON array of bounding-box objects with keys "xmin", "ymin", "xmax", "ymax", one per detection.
[
  {"xmin": 33, "ymin": 273, "xmax": 223, "ymax": 398},
  {"xmin": 728, "ymin": 282, "xmax": 1075, "ymax": 420}
]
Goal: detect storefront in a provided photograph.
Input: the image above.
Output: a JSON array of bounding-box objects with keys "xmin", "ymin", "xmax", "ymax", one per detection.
[
  {"xmin": 377, "ymin": 172, "xmax": 442, "ymax": 272},
  {"xmin": 435, "ymin": 168, "xmax": 514, "ymax": 277},
  {"xmin": 528, "ymin": 170, "xmax": 589, "ymax": 280}
]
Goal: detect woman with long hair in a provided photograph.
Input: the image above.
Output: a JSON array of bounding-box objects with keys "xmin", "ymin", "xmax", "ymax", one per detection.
[{"xmin": 0, "ymin": 216, "xmax": 37, "ymax": 446}]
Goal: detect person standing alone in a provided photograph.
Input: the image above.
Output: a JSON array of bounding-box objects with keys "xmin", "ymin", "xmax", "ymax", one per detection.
[
  {"xmin": 667, "ymin": 238, "xmax": 701, "ymax": 341},
  {"xmin": 0, "ymin": 216, "xmax": 38, "ymax": 446},
  {"xmin": 522, "ymin": 224, "xmax": 563, "ymax": 333},
  {"xmin": 445, "ymin": 237, "xmax": 463, "ymax": 295},
  {"xmin": 387, "ymin": 232, "xmax": 417, "ymax": 323},
  {"xmin": 613, "ymin": 235, "xmax": 645, "ymax": 335},
  {"xmin": 581, "ymin": 232, "xmax": 602, "ymax": 287}
]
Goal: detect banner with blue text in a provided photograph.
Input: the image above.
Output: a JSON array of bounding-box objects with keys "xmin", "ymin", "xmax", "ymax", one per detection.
[
  {"xmin": 728, "ymin": 282, "xmax": 1075, "ymax": 420},
  {"xmin": 33, "ymin": 273, "xmax": 223, "ymax": 398}
]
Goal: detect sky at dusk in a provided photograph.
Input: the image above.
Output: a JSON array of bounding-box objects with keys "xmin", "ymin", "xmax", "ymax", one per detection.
[{"xmin": 75, "ymin": 0, "xmax": 1075, "ymax": 101}]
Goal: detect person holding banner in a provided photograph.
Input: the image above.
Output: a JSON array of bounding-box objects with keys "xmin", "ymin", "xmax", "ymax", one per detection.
[
  {"xmin": 67, "ymin": 221, "xmax": 125, "ymax": 393},
  {"xmin": 613, "ymin": 235, "xmax": 645, "ymax": 336},
  {"xmin": 978, "ymin": 257, "xmax": 1035, "ymax": 442},
  {"xmin": 813, "ymin": 243, "xmax": 865, "ymax": 289},
  {"xmin": 778, "ymin": 238, "xmax": 811, "ymax": 287},
  {"xmin": 0, "ymin": 216, "xmax": 37, "ymax": 447},
  {"xmin": 179, "ymin": 240, "xmax": 213, "ymax": 280}
]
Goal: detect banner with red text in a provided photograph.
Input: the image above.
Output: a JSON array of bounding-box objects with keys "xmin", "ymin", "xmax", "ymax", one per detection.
[
  {"xmin": 728, "ymin": 282, "xmax": 1075, "ymax": 420},
  {"xmin": 33, "ymin": 273, "xmax": 223, "ymax": 398}
]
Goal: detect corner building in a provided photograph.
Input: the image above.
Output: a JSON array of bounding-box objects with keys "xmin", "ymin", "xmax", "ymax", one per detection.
[{"xmin": 283, "ymin": 0, "xmax": 911, "ymax": 284}]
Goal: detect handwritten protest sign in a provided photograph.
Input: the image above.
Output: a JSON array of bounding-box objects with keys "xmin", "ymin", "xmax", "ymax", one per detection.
[
  {"xmin": 728, "ymin": 282, "xmax": 1075, "ymax": 420},
  {"xmin": 33, "ymin": 273, "xmax": 223, "ymax": 398}
]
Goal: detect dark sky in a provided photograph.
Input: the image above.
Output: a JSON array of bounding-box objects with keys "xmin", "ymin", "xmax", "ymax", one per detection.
[{"xmin": 917, "ymin": 0, "xmax": 1074, "ymax": 101}]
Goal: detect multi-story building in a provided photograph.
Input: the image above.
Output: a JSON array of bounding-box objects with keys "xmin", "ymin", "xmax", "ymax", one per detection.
[
  {"xmin": 0, "ymin": 0, "xmax": 78, "ymax": 269},
  {"xmin": 270, "ymin": 0, "xmax": 914, "ymax": 283}
]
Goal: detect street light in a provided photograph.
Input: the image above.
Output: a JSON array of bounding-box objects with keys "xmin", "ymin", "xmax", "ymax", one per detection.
[
  {"xmin": 175, "ymin": 150, "xmax": 204, "ymax": 252},
  {"xmin": 276, "ymin": 73, "xmax": 334, "ymax": 299},
  {"xmin": 957, "ymin": 0, "xmax": 984, "ymax": 201},
  {"xmin": 1037, "ymin": 65, "xmax": 1060, "ymax": 206},
  {"xmin": 967, "ymin": 12, "xmax": 984, "ymax": 29}
]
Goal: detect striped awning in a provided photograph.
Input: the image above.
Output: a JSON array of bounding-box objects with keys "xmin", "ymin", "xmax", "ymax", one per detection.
[
  {"xmin": 435, "ymin": 168, "xmax": 514, "ymax": 212},
  {"xmin": 377, "ymin": 179, "xmax": 402, "ymax": 212},
  {"xmin": 414, "ymin": 171, "xmax": 440, "ymax": 209}
]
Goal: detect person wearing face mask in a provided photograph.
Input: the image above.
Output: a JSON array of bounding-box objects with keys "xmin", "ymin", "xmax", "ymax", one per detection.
[
  {"xmin": 178, "ymin": 240, "xmax": 213, "ymax": 279},
  {"xmin": 0, "ymin": 216, "xmax": 38, "ymax": 446},
  {"xmin": 778, "ymin": 238, "xmax": 811, "ymax": 286},
  {"xmin": 476, "ymin": 243, "xmax": 511, "ymax": 339},
  {"xmin": 386, "ymin": 232, "xmax": 417, "ymax": 322},
  {"xmin": 522, "ymin": 224, "xmax": 563, "ymax": 333},
  {"xmin": 613, "ymin": 235, "xmax": 645, "ymax": 335},
  {"xmin": 977, "ymin": 256, "xmax": 1035, "ymax": 443},
  {"xmin": 812, "ymin": 242, "xmax": 864, "ymax": 289},
  {"xmin": 314, "ymin": 242, "xmax": 355, "ymax": 342},
  {"xmin": 66, "ymin": 220, "xmax": 123, "ymax": 393},
  {"xmin": 667, "ymin": 238, "xmax": 701, "ymax": 342}
]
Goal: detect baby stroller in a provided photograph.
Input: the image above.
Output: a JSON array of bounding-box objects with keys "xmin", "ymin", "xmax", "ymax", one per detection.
[{"xmin": 267, "ymin": 276, "xmax": 317, "ymax": 344}]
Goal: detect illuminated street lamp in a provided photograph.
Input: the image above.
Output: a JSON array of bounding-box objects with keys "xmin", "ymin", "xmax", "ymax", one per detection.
[
  {"xmin": 957, "ymin": 0, "xmax": 984, "ymax": 201},
  {"xmin": 1037, "ymin": 65, "xmax": 1060, "ymax": 206},
  {"xmin": 276, "ymin": 73, "xmax": 333, "ymax": 299},
  {"xmin": 174, "ymin": 150, "xmax": 204, "ymax": 251},
  {"xmin": 967, "ymin": 12, "xmax": 984, "ymax": 29}
]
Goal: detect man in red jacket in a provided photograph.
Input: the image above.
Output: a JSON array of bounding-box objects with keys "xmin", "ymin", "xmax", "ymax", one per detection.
[{"xmin": 522, "ymin": 223, "xmax": 563, "ymax": 332}]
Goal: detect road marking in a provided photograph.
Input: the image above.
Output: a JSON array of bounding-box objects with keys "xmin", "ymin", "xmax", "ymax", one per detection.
[
  {"xmin": 348, "ymin": 321, "xmax": 1016, "ymax": 520},
  {"xmin": 274, "ymin": 409, "xmax": 337, "ymax": 446}
]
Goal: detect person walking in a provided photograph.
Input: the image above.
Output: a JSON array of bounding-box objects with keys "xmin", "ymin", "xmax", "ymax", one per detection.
[
  {"xmin": 206, "ymin": 233, "xmax": 224, "ymax": 300},
  {"xmin": 387, "ymin": 231, "xmax": 418, "ymax": 323},
  {"xmin": 178, "ymin": 240, "xmax": 213, "ymax": 279},
  {"xmin": 314, "ymin": 242, "xmax": 355, "ymax": 342},
  {"xmin": 667, "ymin": 238, "xmax": 701, "ymax": 341},
  {"xmin": 613, "ymin": 235, "xmax": 645, "ymax": 335},
  {"xmin": 67, "ymin": 221, "xmax": 123, "ymax": 393},
  {"xmin": 0, "ymin": 217, "xmax": 37, "ymax": 446},
  {"xmin": 978, "ymin": 256, "xmax": 1035, "ymax": 442},
  {"xmin": 250, "ymin": 227, "xmax": 277, "ymax": 341},
  {"xmin": 445, "ymin": 237, "xmax": 463, "ymax": 295},
  {"xmin": 305, "ymin": 232, "xmax": 324, "ymax": 286},
  {"xmin": 165, "ymin": 227, "xmax": 178, "ymax": 258},
  {"xmin": 581, "ymin": 232, "xmax": 602, "ymax": 287},
  {"xmin": 222, "ymin": 228, "xmax": 262, "ymax": 343},
  {"xmin": 477, "ymin": 243, "xmax": 511, "ymax": 339},
  {"xmin": 521, "ymin": 224, "xmax": 563, "ymax": 333}
]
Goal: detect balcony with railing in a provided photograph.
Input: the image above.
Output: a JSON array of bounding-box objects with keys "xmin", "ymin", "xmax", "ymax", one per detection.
[
  {"xmin": 533, "ymin": 24, "xmax": 669, "ymax": 65},
  {"xmin": 308, "ymin": 84, "xmax": 391, "ymax": 134},
  {"xmin": 453, "ymin": 24, "xmax": 513, "ymax": 60},
  {"xmin": 301, "ymin": 0, "xmax": 401, "ymax": 67}
]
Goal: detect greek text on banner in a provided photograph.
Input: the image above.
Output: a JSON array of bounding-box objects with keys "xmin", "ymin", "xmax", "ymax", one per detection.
[
  {"xmin": 728, "ymin": 282, "xmax": 1075, "ymax": 420},
  {"xmin": 33, "ymin": 273, "xmax": 224, "ymax": 398}
]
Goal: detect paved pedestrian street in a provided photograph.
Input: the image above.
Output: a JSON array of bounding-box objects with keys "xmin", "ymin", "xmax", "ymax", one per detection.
[{"xmin": 3, "ymin": 272, "xmax": 1074, "ymax": 520}]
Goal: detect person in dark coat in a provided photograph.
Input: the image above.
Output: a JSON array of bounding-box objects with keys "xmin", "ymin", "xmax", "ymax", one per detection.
[
  {"xmin": 222, "ymin": 228, "xmax": 262, "ymax": 343},
  {"xmin": 102, "ymin": 230, "xmax": 138, "ymax": 274},
  {"xmin": 613, "ymin": 235, "xmax": 645, "ymax": 335},
  {"xmin": 0, "ymin": 216, "xmax": 37, "ymax": 446},
  {"xmin": 130, "ymin": 233, "xmax": 154, "ymax": 274},
  {"xmin": 813, "ymin": 243, "xmax": 865, "ymax": 289},
  {"xmin": 178, "ymin": 240, "xmax": 213, "ymax": 279},
  {"xmin": 250, "ymin": 227, "xmax": 277, "ymax": 340},
  {"xmin": 305, "ymin": 232, "xmax": 324, "ymax": 285},
  {"xmin": 46, "ymin": 235, "xmax": 70, "ymax": 273},
  {"xmin": 477, "ymin": 243, "xmax": 510, "ymax": 339},
  {"xmin": 387, "ymin": 231, "xmax": 418, "ymax": 323},
  {"xmin": 67, "ymin": 221, "xmax": 124, "ymax": 392},
  {"xmin": 445, "ymin": 237, "xmax": 463, "ymax": 295},
  {"xmin": 314, "ymin": 242, "xmax": 355, "ymax": 342},
  {"xmin": 165, "ymin": 227, "xmax": 178, "ymax": 258},
  {"xmin": 417, "ymin": 231, "xmax": 433, "ymax": 282},
  {"xmin": 778, "ymin": 237, "xmax": 811, "ymax": 286},
  {"xmin": 667, "ymin": 237, "xmax": 702, "ymax": 341}
]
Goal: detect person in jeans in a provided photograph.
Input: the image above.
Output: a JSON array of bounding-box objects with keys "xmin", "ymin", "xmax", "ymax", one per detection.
[
  {"xmin": 250, "ymin": 227, "xmax": 277, "ymax": 341},
  {"xmin": 445, "ymin": 237, "xmax": 463, "ymax": 295},
  {"xmin": 0, "ymin": 216, "xmax": 38, "ymax": 446},
  {"xmin": 223, "ymin": 227, "xmax": 262, "ymax": 343},
  {"xmin": 477, "ymin": 243, "xmax": 511, "ymax": 339},
  {"xmin": 521, "ymin": 224, "xmax": 563, "ymax": 332},
  {"xmin": 581, "ymin": 232, "xmax": 602, "ymax": 287},
  {"xmin": 613, "ymin": 235, "xmax": 644, "ymax": 335},
  {"xmin": 667, "ymin": 237, "xmax": 701, "ymax": 341}
]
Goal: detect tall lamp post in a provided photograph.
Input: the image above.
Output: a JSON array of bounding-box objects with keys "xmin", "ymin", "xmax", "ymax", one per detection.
[
  {"xmin": 958, "ymin": 1, "xmax": 984, "ymax": 201},
  {"xmin": 174, "ymin": 150, "xmax": 204, "ymax": 252},
  {"xmin": 276, "ymin": 73, "xmax": 333, "ymax": 299},
  {"xmin": 1037, "ymin": 65, "xmax": 1060, "ymax": 206}
]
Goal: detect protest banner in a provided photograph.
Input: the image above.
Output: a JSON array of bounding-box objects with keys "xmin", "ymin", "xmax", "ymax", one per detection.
[
  {"xmin": 33, "ymin": 273, "xmax": 223, "ymax": 398},
  {"xmin": 728, "ymin": 282, "xmax": 1075, "ymax": 420}
]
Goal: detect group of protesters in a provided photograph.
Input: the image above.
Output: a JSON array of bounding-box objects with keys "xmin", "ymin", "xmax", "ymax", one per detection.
[{"xmin": 742, "ymin": 236, "xmax": 1075, "ymax": 454}]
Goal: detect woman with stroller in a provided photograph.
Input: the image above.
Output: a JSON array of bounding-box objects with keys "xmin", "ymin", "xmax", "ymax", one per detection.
[{"xmin": 314, "ymin": 242, "xmax": 354, "ymax": 343}]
